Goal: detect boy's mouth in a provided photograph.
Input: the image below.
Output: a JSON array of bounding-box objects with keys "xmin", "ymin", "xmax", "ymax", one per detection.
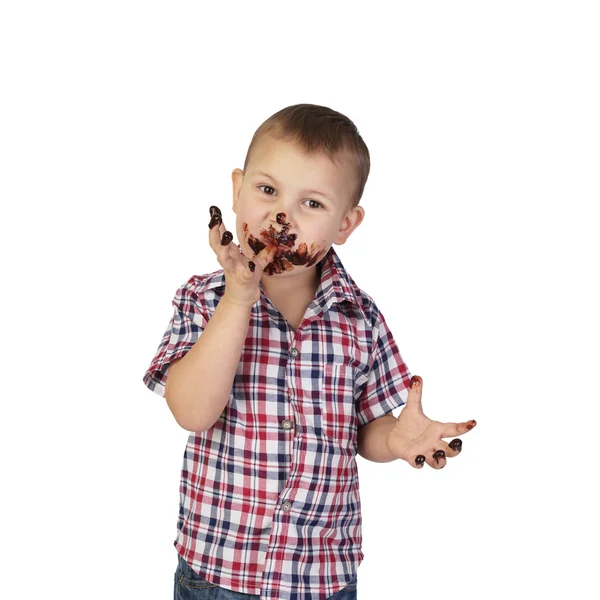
[{"xmin": 242, "ymin": 213, "xmax": 326, "ymax": 275}]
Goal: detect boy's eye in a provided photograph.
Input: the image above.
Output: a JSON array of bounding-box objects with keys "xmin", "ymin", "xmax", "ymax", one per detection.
[
  {"xmin": 304, "ymin": 199, "xmax": 323, "ymax": 209},
  {"xmin": 258, "ymin": 185, "xmax": 275, "ymax": 196}
]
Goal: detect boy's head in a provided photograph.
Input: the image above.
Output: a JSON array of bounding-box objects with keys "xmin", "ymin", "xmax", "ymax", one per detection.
[{"xmin": 231, "ymin": 104, "xmax": 369, "ymax": 277}]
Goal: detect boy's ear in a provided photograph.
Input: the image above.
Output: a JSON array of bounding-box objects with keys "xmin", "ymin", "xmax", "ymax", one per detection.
[
  {"xmin": 334, "ymin": 205, "xmax": 365, "ymax": 245},
  {"xmin": 231, "ymin": 168, "xmax": 244, "ymax": 214}
]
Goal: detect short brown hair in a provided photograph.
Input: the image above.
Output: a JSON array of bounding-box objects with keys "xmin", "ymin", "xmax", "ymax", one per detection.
[{"xmin": 242, "ymin": 103, "xmax": 370, "ymax": 208}]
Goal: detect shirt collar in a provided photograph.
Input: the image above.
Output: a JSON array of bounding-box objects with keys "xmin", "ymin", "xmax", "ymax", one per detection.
[{"xmin": 313, "ymin": 247, "xmax": 368, "ymax": 321}]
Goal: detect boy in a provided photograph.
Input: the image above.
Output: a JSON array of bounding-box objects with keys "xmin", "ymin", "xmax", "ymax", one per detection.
[{"xmin": 143, "ymin": 104, "xmax": 476, "ymax": 600}]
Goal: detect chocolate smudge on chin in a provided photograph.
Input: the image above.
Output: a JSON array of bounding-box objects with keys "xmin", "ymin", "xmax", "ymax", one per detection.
[{"xmin": 243, "ymin": 218, "xmax": 325, "ymax": 276}]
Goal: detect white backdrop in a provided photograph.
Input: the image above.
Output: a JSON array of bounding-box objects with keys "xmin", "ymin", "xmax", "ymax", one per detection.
[{"xmin": 1, "ymin": 1, "xmax": 599, "ymax": 598}]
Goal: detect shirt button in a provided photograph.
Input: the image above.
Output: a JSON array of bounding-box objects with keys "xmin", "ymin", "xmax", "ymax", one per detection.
[
  {"xmin": 281, "ymin": 500, "xmax": 292, "ymax": 512},
  {"xmin": 289, "ymin": 347, "xmax": 299, "ymax": 358},
  {"xmin": 281, "ymin": 419, "xmax": 294, "ymax": 430}
]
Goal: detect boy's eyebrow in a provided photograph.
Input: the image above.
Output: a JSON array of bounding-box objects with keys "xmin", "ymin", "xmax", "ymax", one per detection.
[{"xmin": 250, "ymin": 170, "xmax": 336, "ymax": 202}]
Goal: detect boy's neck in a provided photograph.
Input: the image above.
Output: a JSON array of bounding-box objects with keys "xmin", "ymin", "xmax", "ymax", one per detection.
[{"xmin": 260, "ymin": 262, "xmax": 322, "ymax": 305}]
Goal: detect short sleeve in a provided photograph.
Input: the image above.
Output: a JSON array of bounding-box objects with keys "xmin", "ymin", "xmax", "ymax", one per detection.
[
  {"xmin": 142, "ymin": 279, "xmax": 211, "ymax": 398},
  {"xmin": 355, "ymin": 308, "xmax": 412, "ymax": 427}
]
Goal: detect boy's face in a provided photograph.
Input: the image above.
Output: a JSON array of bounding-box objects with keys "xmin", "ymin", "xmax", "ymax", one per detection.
[{"xmin": 231, "ymin": 136, "xmax": 364, "ymax": 277}]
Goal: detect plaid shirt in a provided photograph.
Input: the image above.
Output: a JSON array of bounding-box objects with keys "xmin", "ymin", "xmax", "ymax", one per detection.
[{"xmin": 143, "ymin": 247, "xmax": 412, "ymax": 600}]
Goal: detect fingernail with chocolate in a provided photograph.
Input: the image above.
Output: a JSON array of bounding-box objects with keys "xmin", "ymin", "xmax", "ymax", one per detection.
[
  {"xmin": 209, "ymin": 206, "xmax": 221, "ymax": 217},
  {"xmin": 410, "ymin": 375, "xmax": 421, "ymax": 389},
  {"xmin": 415, "ymin": 455, "xmax": 426, "ymax": 466},
  {"xmin": 221, "ymin": 231, "xmax": 233, "ymax": 246},
  {"xmin": 209, "ymin": 213, "xmax": 222, "ymax": 229},
  {"xmin": 466, "ymin": 420, "xmax": 477, "ymax": 430},
  {"xmin": 449, "ymin": 439, "xmax": 462, "ymax": 452},
  {"xmin": 433, "ymin": 450, "xmax": 445, "ymax": 464},
  {"xmin": 248, "ymin": 261, "xmax": 255, "ymax": 272}
]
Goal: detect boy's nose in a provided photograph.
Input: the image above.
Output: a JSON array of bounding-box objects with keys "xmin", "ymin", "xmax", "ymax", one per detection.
[{"xmin": 269, "ymin": 210, "xmax": 292, "ymax": 229}]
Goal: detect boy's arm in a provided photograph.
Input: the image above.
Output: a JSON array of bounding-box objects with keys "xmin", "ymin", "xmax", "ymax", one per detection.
[
  {"xmin": 357, "ymin": 414, "xmax": 398, "ymax": 463},
  {"xmin": 165, "ymin": 295, "xmax": 252, "ymax": 433},
  {"xmin": 165, "ymin": 206, "xmax": 278, "ymax": 433}
]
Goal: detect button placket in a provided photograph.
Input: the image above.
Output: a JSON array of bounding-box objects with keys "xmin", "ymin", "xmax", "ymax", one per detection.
[{"xmin": 285, "ymin": 346, "xmax": 298, "ymax": 433}]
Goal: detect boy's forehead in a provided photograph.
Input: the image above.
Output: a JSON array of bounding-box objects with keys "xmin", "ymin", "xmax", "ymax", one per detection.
[
  {"xmin": 249, "ymin": 137, "xmax": 354, "ymax": 182},
  {"xmin": 251, "ymin": 135, "xmax": 325, "ymax": 163}
]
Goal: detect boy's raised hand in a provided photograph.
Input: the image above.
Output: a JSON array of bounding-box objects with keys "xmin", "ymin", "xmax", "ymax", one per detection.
[
  {"xmin": 208, "ymin": 206, "xmax": 277, "ymax": 307},
  {"xmin": 385, "ymin": 375, "xmax": 477, "ymax": 469}
]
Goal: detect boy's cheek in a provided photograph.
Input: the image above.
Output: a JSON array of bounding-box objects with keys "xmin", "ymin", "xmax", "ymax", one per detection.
[{"xmin": 236, "ymin": 222, "xmax": 255, "ymax": 257}]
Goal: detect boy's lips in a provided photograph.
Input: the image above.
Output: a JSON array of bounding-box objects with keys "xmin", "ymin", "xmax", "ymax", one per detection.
[
  {"xmin": 242, "ymin": 216, "xmax": 326, "ymax": 275},
  {"xmin": 243, "ymin": 214, "xmax": 297, "ymax": 255}
]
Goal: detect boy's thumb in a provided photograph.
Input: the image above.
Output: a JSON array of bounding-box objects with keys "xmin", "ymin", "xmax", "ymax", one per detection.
[
  {"xmin": 410, "ymin": 375, "xmax": 422, "ymax": 391},
  {"xmin": 407, "ymin": 375, "xmax": 423, "ymax": 407}
]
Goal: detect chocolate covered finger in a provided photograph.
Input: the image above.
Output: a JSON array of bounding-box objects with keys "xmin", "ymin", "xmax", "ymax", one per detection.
[
  {"xmin": 221, "ymin": 231, "xmax": 233, "ymax": 246},
  {"xmin": 449, "ymin": 439, "xmax": 462, "ymax": 452},
  {"xmin": 432, "ymin": 450, "xmax": 446, "ymax": 465},
  {"xmin": 209, "ymin": 213, "xmax": 222, "ymax": 228}
]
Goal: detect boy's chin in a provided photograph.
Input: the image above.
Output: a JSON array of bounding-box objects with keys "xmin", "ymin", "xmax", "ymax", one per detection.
[
  {"xmin": 261, "ymin": 246, "xmax": 329, "ymax": 277},
  {"xmin": 261, "ymin": 264, "xmax": 305, "ymax": 276}
]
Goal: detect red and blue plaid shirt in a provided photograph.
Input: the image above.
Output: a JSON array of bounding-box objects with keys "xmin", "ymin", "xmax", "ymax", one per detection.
[{"xmin": 143, "ymin": 247, "xmax": 412, "ymax": 600}]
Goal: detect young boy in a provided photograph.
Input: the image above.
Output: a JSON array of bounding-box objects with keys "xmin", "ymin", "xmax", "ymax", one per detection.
[{"xmin": 143, "ymin": 104, "xmax": 476, "ymax": 600}]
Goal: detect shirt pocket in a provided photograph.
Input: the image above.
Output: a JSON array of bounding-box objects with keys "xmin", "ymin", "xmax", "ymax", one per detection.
[{"xmin": 321, "ymin": 362, "xmax": 359, "ymax": 449}]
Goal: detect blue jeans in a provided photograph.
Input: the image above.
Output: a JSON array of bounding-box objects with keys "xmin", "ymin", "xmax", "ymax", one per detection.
[{"xmin": 174, "ymin": 554, "xmax": 358, "ymax": 600}]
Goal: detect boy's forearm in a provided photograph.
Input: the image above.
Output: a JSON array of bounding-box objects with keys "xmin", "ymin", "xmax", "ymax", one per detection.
[
  {"xmin": 165, "ymin": 295, "xmax": 252, "ymax": 432},
  {"xmin": 357, "ymin": 414, "xmax": 399, "ymax": 463}
]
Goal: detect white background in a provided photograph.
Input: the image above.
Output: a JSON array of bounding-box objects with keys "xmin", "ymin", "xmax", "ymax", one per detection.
[{"xmin": 2, "ymin": 1, "xmax": 599, "ymax": 598}]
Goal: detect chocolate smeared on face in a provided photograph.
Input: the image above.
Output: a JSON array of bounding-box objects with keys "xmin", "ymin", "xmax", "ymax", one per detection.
[{"xmin": 243, "ymin": 215, "xmax": 326, "ymax": 276}]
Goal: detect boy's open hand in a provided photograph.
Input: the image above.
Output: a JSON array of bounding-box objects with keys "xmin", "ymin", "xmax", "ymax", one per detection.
[
  {"xmin": 385, "ymin": 375, "xmax": 477, "ymax": 469},
  {"xmin": 208, "ymin": 206, "xmax": 277, "ymax": 307}
]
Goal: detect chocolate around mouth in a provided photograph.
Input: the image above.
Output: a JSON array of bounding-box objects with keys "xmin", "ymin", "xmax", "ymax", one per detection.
[{"xmin": 243, "ymin": 214, "xmax": 325, "ymax": 275}]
